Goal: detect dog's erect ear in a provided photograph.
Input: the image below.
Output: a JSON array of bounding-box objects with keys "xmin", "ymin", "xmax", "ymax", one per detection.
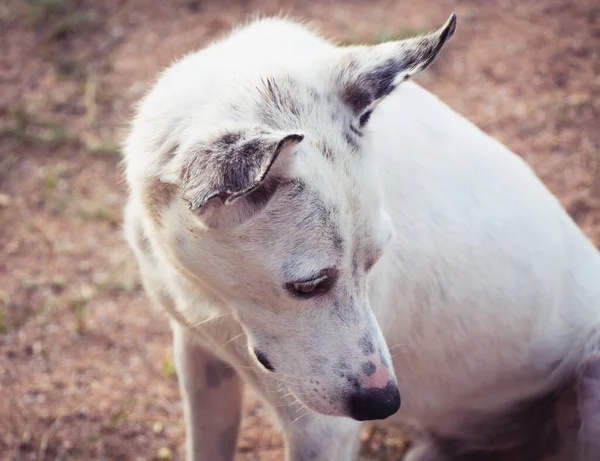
[
  {"xmin": 335, "ymin": 13, "xmax": 456, "ymax": 116},
  {"xmin": 578, "ymin": 342, "xmax": 600, "ymax": 461},
  {"xmin": 181, "ymin": 126, "xmax": 304, "ymax": 229}
]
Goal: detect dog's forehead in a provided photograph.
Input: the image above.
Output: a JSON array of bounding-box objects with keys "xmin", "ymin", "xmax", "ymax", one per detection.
[
  {"xmin": 253, "ymin": 76, "xmax": 375, "ymax": 198},
  {"xmin": 253, "ymin": 168, "xmax": 377, "ymax": 269},
  {"xmin": 236, "ymin": 76, "xmax": 381, "ymax": 261},
  {"xmin": 254, "ymin": 76, "xmax": 362, "ymax": 158},
  {"xmin": 262, "ymin": 177, "xmax": 345, "ymax": 243}
]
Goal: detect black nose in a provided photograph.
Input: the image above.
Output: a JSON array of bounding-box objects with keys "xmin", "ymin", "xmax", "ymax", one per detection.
[{"xmin": 346, "ymin": 381, "xmax": 401, "ymax": 421}]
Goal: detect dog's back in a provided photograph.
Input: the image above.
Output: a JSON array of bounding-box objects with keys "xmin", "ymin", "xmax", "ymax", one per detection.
[{"xmin": 366, "ymin": 78, "xmax": 600, "ymax": 459}]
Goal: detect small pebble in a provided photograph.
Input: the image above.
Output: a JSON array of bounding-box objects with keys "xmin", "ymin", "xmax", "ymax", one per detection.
[
  {"xmin": 152, "ymin": 422, "xmax": 164, "ymax": 434},
  {"xmin": 157, "ymin": 446, "xmax": 171, "ymax": 460},
  {"xmin": 0, "ymin": 193, "xmax": 11, "ymax": 207}
]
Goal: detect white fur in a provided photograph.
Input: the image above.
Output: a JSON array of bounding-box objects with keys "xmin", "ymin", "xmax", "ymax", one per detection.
[{"xmin": 123, "ymin": 15, "xmax": 600, "ymax": 461}]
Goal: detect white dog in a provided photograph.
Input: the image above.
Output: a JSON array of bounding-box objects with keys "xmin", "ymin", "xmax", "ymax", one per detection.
[{"xmin": 122, "ymin": 13, "xmax": 600, "ymax": 461}]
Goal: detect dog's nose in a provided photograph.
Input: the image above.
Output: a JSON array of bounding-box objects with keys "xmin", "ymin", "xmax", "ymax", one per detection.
[{"xmin": 346, "ymin": 381, "xmax": 401, "ymax": 421}]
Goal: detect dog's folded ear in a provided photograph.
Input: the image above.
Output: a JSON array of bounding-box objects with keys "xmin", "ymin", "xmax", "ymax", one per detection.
[
  {"xmin": 578, "ymin": 342, "xmax": 600, "ymax": 461},
  {"xmin": 335, "ymin": 13, "xmax": 456, "ymax": 116},
  {"xmin": 180, "ymin": 126, "xmax": 304, "ymax": 229}
]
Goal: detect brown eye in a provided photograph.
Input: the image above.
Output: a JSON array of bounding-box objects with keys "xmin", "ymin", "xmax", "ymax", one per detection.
[
  {"xmin": 293, "ymin": 282, "xmax": 318, "ymax": 294},
  {"xmin": 285, "ymin": 270, "xmax": 337, "ymax": 299}
]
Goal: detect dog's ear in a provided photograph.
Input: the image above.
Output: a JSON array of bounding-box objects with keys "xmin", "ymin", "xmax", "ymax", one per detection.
[
  {"xmin": 180, "ymin": 126, "xmax": 304, "ymax": 229},
  {"xmin": 577, "ymin": 341, "xmax": 600, "ymax": 460},
  {"xmin": 335, "ymin": 13, "xmax": 456, "ymax": 117}
]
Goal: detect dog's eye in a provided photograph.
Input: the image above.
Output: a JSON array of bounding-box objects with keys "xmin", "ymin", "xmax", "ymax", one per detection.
[
  {"xmin": 286, "ymin": 271, "xmax": 336, "ymax": 299},
  {"xmin": 294, "ymin": 280, "xmax": 321, "ymax": 294}
]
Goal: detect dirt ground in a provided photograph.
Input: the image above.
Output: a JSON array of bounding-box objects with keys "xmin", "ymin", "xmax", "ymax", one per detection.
[{"xmin": 1, "ymin": 0, "xmax": 599, "ymax": 460}]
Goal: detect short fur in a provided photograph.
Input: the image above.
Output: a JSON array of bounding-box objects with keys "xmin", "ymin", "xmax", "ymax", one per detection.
[{"xmin": 122, "ymin": 13, "xmax": 600, "ymax": 461}]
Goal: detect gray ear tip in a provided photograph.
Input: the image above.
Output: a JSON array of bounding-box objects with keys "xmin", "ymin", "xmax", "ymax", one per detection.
[
  {"xmin": 443, "ymin": 13, "xmax": 458, "ymax": 40},
  {"xmin": 283, "ymin": 132, "xmax": 305, "ymax": 145}
]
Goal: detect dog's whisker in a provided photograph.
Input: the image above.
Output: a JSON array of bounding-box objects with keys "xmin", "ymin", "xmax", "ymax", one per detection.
[
  {"xmin": 291, "ymin": 408, "xmax": 311, "ymax": 424},
  {"xmin": 221, "ymin": 332, "xmax": 246, "ymax": 348},
  {"xmin": 278, "ymin": 390, "xmax": 308, "ymax": 399},
  {"xmin": 273, "ymin": 398, "xmax": 306, "ymax": 408},
  {"xmin": 295, "ymin": 404, "xmax": 307, "ymax": 413},
  {"xmin": 191, "ymin": 312, "xmax": 233, "ymax": 329}
]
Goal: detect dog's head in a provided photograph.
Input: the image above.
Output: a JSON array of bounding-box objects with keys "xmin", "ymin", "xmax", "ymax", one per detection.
[{"xmin": 126, "ymin": 14, "xmax": 456, "ymax": 421}]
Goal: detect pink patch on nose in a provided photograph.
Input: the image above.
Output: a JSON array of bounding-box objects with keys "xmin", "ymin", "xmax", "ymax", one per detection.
[{"xmin": 362, "ymin": 361, "xmax": 391, "ymax": 389}]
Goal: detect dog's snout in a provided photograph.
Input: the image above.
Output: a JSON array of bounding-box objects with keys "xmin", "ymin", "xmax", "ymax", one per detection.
[{"xmin": 346, "ymin": 381, "xmax": 401, "ymax": 421}]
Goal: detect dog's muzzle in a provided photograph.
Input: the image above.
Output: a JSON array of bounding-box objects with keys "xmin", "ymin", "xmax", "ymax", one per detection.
[{"xmin": 346, "ymin": 381, "xmax": 401, "ymax": 421}]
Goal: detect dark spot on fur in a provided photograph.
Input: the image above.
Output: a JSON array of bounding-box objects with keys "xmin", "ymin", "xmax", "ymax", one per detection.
[
  {"xmin": 219, "ymin": 424, "xmax": 239, "ymax": 460},
  {"xmin": 365, "ymin": 255, "xmax": 379, "ymax": 272},
  {"xmin": 332, "ymin": 231, "xmax": 344, "ymax": 251},
  {"xmin": 285, "ymin": 178, "xmax": 306, "ymax": 197},
  {"xmin": 131, "ymin": 216, "xmax": 152, "ymax": 253},
  {"xmin": 284, "ymin": 182, "xmax": 342, "ymax": 252},
  {"xmin": 257, "ymin": 76, "xmax": 306, "ymax": 124},
  {"xmin": 362, "ymin": 361, "xmax": 376, "ymax": 376},
  {"xmin": 307, "ymin": 86, "xmax": 320, "ymax": 102},
  {"xmin": 187, "ymin": 0, "xmax": 201, "ymax": 12},
  {"xmin": 330, "ymin": 298, "xmax": 360, "ymax": 324},
  {"xmin": 219, "ymin": 131, "xmax": 243, "ymax": 146},
  {"xmin": 137, "ymin": 230, "xmax": 154, "ymax": 252},
  {"xmin": 344, "ymin": 130, "xmax": 360, "ymax": 150},
  {"xmin": 346, "ymin": 374, "xmax": 361, "ymax": 389},
  {"xmin": 334, "ymin": 360, "xmax": 351, "ymax": 378},
  {"xmin": 205, "ymin": 360, "xmax": 235, "ymax": 388},
  {"xmin": 352, "ymin": 258, "xmax": 359, "ymax": 277},
  {"xmin": 359, "ymin": 335, "xmax": 375, "ymax": 355},
  {"xmin": 321, "ymin": 142, "xmax": 335, "ymax": 161},
  {"xmin": 350, "ymin": 125, "xmax": 362, "ymax": 136},
  {"xmin": 341, "ymin": 80, "xmax": 373, "ymax": 115}
]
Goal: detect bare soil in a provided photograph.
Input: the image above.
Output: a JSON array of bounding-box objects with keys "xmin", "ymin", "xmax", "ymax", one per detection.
[{"xmin": 1, "ymin": 0, "xmax": 599, "ymax": 460}]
